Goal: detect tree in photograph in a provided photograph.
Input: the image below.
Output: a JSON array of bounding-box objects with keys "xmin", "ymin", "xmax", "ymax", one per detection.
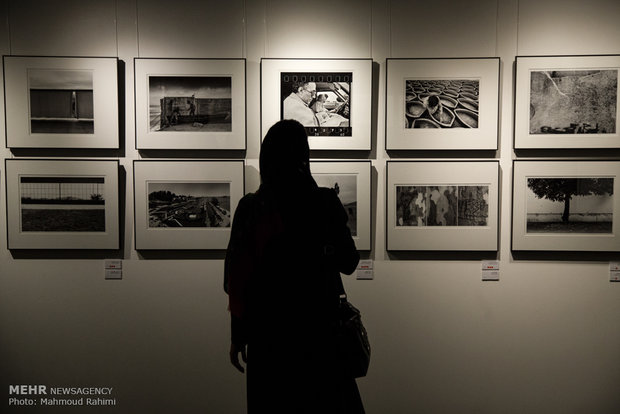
[{"xmin": 527, "ymin": 178, "xmax": 613, "ymax": 223}]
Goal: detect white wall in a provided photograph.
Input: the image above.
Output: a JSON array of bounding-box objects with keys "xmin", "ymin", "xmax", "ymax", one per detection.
[{"xmin": 1, "ymin": 0, "xmax": 619, "ymax": 413}]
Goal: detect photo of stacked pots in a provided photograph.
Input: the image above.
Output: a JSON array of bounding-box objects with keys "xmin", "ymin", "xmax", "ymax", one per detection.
[{"xmin": 404, "ymin": 79, "xmax": 479, "ymax": 129}]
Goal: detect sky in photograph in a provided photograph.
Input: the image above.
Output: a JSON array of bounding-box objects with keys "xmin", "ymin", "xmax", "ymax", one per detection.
[
  {"xmin": 313, "ymin": 174, "xmax": 356, "ymax": 205},
  {"xmin": 148, "ymin": 76, "xmax": 231, "ymax": 105},
  {"xmin": 28, "ymin": 69, "xmax": 93, "ymax": 90},
  {"xmin": 148, "ymin": 181, "xmax": 230, "ymax": 197}
]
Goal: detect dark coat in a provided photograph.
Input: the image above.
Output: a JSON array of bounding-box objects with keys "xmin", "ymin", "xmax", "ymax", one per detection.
[{"xmin": 225, "ymin": 185, "xmax": 363, "ymax": 413}]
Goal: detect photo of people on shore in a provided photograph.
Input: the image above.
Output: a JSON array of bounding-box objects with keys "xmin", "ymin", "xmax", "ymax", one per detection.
[
  {"xmin": 529, "ymin": 69, "xmax": 617, "ymax": 135},
  {"xmin": 148, "ymin": 76, "xmax": 232, "ymax": 133},
  {"xmin": 28, "ymin": 69, "xmax": 94, "ymax": 134},
  {"xmin": 147, "ymin": 182, "xmax": 230, "ymax": 228},
  {"xmin": 20, "ymin": 176, "xmax": 105, "ymax": 232},
  {"xmin": 404, "ymin": 79, "xmax": 479, "ymax": 129},
  {"xmin": 312, "ymin": 174, "xmax": 357, "ymax": 236},
  {"xmin": 280, "ymin": 71, "xmax": 352, "ymax": 136},
  {"xmin": 396, "ymin": 185, "xmax": 489, "ymax": 227}
]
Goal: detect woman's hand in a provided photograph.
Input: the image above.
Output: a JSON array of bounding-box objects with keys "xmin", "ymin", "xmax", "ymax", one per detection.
[{"xmin": 230, "ymin": 343, "xmax": 247, "ymax": 373}]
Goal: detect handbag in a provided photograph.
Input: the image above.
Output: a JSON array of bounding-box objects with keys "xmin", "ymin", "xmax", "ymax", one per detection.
[{"xmin": 336, "ymin": 278, "xmax": 371, "ymax": 378}]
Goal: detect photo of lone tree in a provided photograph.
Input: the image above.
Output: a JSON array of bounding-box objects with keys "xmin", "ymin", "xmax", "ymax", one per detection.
[{"xmin": 526, "ymin": 177, "xmax": 614, "ymax": 233}]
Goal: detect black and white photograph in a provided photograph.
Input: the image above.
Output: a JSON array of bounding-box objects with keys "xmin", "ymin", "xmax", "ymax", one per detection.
[
  {"xmin": 147, "ymin": 182, "xmax": 231, "ymax": 228},
  {"xmin": 148, "ymin": 76, "xmax": 232, "ymax": 133},
  {"xmin": 526, "ymin": 177, "xmax": 613, "ymax": 233},
  {"xmin": 404, "ymin": 79, "xmax": 479, "ymax": 129},
  {"xmin": 386, "ymin": 58, "xmax": 499, "ymax": 150},
  {"xmin": 458, "ymin": 185, "xmax": 490, "ymax": 226},
  {"xmin": 387, "ymin": 161, "xmax": 498, "ymax": 251},
  {"xmin": 280, "ymin": 71, "xmax": 352, "ymax": 137},
  {"xmin": 529, "ymin": 69, "xmax": 617, "ymax": 135},
  {"xmin": 312, "ymin": 174, "xmax": 357, "ymax": 236},
  {"xmin": 20, "ymin": 176, "xmax": 105, "ymax": 232},
  {"xmin": 396, "ymin": 185, "xmax": 488, "ymax": 227},
  {"xmin": 28, "ymin": 68, "xmax": 94, "ymax": 134}
]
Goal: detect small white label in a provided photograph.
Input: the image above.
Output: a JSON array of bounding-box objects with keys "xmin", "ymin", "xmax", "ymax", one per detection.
[
  {"xmin": 482, "ymin": 260, "xmax": 499, "ymax": 281},
  {"xmin": 482, "ymin": 270, "xmax": 500, "ymax": 281},
  {"xmin": 611, "ymin": 271, "xmax": 620, "ymax": 282},
  {"xmin": 105, "ymin": 269, "xmax": 122, "ymax": 280},
  {"xmin": 356, "ymin": 260, "xmax": 373, "ymax": 280},
  {"xmin": 105, "ymin": 260, "xmax": 122, "ymax": 269},
  {"xmin": 610, "ymin": 262, "xmax": 620, "ymax": 272}
]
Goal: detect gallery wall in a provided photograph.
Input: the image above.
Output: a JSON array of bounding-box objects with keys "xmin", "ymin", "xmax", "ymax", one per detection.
[{"xmin": 1, "ymin": 0, "xmax": 620, "ymax": 413}]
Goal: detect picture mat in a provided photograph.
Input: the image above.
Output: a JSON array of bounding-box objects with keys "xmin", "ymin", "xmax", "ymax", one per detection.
[
  {"xmin": 6, "ymin": 160, "xmax": 119, "ymax": 249},
  {"xmin": 515, "ymin": 55, "xmax": 620, "ymax": 149},
  {"xmin": 386, "ymin": 58, "xmax": 499, "ymax": 150},
  {"xmin": 512, "ymin": 161, "xmax": 620, "ymax": 251},
  {"xmin": 262, "ymin": 59, "xmax": 371, "ymax": 150},
  {"xmin": 135, "ymin": 58, "xmax": 245, "ymax": 150},
  {"xmin": 310, "ymin": 161, "xmax": 371, "ymax": 250},
  {"xmin": 133, "ymin": 161, "xmax": 244, "ymax": 249},
  {"xmin": 4, "ymin": 56, "xmax": 118, "ymax": 148},
  {"xmin": 387, "ymin": 161, "xmax": 499, "ymax": 251}
]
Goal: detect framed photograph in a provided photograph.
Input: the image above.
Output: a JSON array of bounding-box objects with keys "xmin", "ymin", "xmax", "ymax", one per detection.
[
  {"xmin": 386, "ymin": 161, "xmax": 499, "ymax": 251},
  {"xmin": 310, "ymin": 160, "xmax": 372, "ymax": 250},
  {"xmin": 3, "ymin": 56, "xmax": 119, "ymax": 149},
  {"xmin": 133, "ymin": 160, "xmax": 244, "ymax": 250},
  {"xmin": 512, "ymin": 160, "xmax": 620, "ymax": 251},
  {"xmin": 261, "ymin": 58, "xmax": 372, "ymax": 150},
  {"xmin": 386, "ymin": 58, "xmax": 499, "ymax": 150},
  {"xmin": 515, "ymin": 55, "xmax": 620, "ymax": 149},
  {"xmin": 5, "ymin": 159, "xmax": 119, "ymax": 249},
  {"xmin": 135, "ymin": 58, "xmax": 246, "ymax": 150}
]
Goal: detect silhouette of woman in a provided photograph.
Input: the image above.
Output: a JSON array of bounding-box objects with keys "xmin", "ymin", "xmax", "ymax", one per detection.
[{"xmin": 224, "ymin": 119, "xmax": 364, "ymax": 413}]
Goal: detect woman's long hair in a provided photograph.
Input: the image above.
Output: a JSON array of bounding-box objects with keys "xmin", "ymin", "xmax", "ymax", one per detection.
[{"xmin": 259, "ymin": 120, "xmax": 317, "ymax": 196}]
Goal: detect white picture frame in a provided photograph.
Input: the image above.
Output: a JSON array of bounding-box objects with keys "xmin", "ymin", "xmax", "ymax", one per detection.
[
  {"xmin": 386, "ymin": 58, "xmax": 499, "ymax": 150},
  {"xmin": 5, "ymin": 159, "xmax": 119, "ymax": 249},
  {"xmin": 512, "ymin": 160, "xmax": 620, "ymax": 251},
  {"xmin": 310, "ymin": 160, "xmax": 372, "ymax": 251},
  {"xmin": 386, "ymin": 160, "xmax": 499, "ymax": 251},
  {"xmin": 3, "ymin": 56, "xmax": 119, "ymax": 149},
  {"xmin": 515, "ymin": 55, "xmax": 620, "ymax": 149},
  {"xmin": 261, "ymin": 58, "xmax": 372, "ymax": 150},
  {"xmin": 135, "ymin": 58, "xmax": 246, "ymax": 150},
  {"xmin": 133, "ymin": 160, "xmax": 244, "ymax": 250}
]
